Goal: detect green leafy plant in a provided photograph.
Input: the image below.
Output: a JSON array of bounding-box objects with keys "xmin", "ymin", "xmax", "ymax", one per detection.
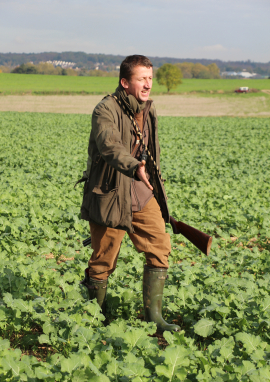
[{"xmin": 1, "ymin": 112, "xmax": 270, "ymax": 380}]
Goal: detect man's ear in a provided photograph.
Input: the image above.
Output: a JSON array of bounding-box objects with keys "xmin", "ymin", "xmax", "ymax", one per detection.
[{"xmin": 121, "ymin": 78, "xmax": 129, "ymax": 90}]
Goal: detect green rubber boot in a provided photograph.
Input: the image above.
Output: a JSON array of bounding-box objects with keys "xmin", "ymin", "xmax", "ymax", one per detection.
[
  {"xmin": 143, "ymin": 265, "xmax": 180, "ymax": 333},
  {"xmin": 81, "ymin": 269, "xmax": 107, "ymax": 315}
]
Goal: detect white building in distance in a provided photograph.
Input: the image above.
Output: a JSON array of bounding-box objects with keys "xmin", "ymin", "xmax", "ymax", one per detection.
[
  {"xmin": 221, "ymin": 71, "xmax": 257, "ymax": 78},
  {"xmin": 45, "ymin": 60, "xmax": 76, "ymax": 68}
]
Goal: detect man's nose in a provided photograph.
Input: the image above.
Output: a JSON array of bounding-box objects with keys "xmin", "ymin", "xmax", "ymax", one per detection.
[{"xmin": 144, "ymin": 80, "xmax": 151, "ymax": 88}]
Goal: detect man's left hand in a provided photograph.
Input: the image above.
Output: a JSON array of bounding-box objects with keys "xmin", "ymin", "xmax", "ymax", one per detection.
[{"xmin": 135, "ymin": 160, "xmax": 153, "ymax": 191}]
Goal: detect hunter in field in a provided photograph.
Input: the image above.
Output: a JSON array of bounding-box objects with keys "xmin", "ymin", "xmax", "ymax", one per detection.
[{"xmin": 80, "ymin": 55, "xmax": 180, "ymax": 332}]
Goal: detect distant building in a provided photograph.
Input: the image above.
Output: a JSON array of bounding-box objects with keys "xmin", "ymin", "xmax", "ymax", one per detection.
[
  {"xmin": 237, "ymin": 71, "xmax": 256, "ymax": 78},
  {"xmin": 44, "ymin": 60, "xmax": 76, "ymax": 68},
  {"xmin": 221, "ymin": 71, "xmax": 257, "ymax": 78}
]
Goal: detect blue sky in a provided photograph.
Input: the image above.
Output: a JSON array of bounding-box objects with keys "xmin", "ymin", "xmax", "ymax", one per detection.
[{"xmin": 1, "ymin": 0, "xmax": 270, "ymax": 62}]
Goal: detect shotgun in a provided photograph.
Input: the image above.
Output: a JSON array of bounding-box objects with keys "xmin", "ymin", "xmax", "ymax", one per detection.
[
  {"xmin": 169, "ymin": 216, "xmax": 212, "ymax": 256},
  {"xmin": 83, "ymin": 218, "xmax": 212, "ymax": 256}
]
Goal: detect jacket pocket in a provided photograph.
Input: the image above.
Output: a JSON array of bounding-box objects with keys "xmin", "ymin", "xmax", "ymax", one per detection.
[{"xmin": 89, "ymin": 186, "xmax": 120, "ymax": 227}]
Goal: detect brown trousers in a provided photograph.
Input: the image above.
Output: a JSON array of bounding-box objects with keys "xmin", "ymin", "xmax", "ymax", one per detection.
[{"xmin": 88, "ymin": 197, "xmax": 171, "ymax": 280}]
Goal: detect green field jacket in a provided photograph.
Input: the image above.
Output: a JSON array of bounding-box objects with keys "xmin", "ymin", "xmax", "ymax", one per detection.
[{"xmin": 80, "ymin": 89, "xmax": 169, "ymax": 233}]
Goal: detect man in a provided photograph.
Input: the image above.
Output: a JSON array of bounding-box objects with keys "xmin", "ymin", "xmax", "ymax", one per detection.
[{"xmin": 80, "ymin": 55, "xmax": 179, "ymax": 333}]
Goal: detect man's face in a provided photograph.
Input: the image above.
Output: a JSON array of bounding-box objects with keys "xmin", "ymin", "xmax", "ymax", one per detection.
[{"xmin": 121, "ymin": 65, "xmax": 153, "ymax": 103}]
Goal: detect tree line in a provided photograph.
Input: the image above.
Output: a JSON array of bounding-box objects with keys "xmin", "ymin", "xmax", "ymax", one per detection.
[
  {"xmin": 1, "ymin": 61, "xmax": 220, "ymax": 83},
  {"xmin": 175, "ymin": 62, "xmax": 220, "ymax": 79},
  {"xmin": 1, "ymin": 52, "xmax": 269, "ymax": 74},
  {"xmin": 155, "ymin": 62, "xmax": 220, "ymax": 92},
  {"xmin": 3, "ymin": 62, "xmax": 119, "ymax": 77}
]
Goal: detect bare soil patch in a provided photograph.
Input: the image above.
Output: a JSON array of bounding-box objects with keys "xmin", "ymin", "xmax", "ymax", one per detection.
[{"xmin": 0, "ymin": 94, "xmax": 270, "ymax": 117}]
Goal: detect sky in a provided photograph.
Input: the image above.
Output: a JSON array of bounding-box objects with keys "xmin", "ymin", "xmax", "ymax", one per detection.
[{"xmin": 1, "ymin": 0, "xmax": 270, "ymax": 62}]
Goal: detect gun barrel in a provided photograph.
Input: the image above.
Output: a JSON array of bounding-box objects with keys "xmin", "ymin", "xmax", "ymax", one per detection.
[{"xmin": 170, "ymin": 216, "xmax": 212, "ymax": 256}]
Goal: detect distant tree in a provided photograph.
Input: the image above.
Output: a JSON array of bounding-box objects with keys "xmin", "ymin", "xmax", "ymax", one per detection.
[
  {"xmin": 36, "ymin": 62, "xmax": 57, "ymax": 75},
  {"xmin": 12, "ymin": 64, "xmax": 24, "ymax": 73},
  {"xmin": 175, "ymin": 62, "xmax": 220, "ymax": 79},
  {"xmin": 54, "ymin": 66, "xmax": 63, "ymax": 75},
  {"xmin": 106, "ymin": 70, "xmax": 119, "ymax": 77},
  {"xmin": 25, "ymin": 64, "xmax": 37, "ymax": 74},
  {"xmin": 12, "ymin": 63, "xmax": 37, "ymax": 74},
  {"xmin": 0, "ymin": 65, "xmax": 11, "ymax": 73},
  {"xmin": 78, "ymin": 68, "xmax": 88, "ymax": 76},
  {"xmin": 175, "ymin": 62, "xmax": 194, "ymax": 78},
  {"xmin": 207, "ymin": 63, "xmax": 220, "ymax": 78},
  {"xmin": 36, "ymin": 63, "xmax": 77, "ymax": 76},
  {"xmin": 192, "ymin": 63, "xmax": 209, "ymax": 78},
  {"xmin": 156, "ymin": 64, "xmax": 182, "ymax": 92},
  {"xmin": 197, "ymin": 70, "xmax": 212, "ymax": 79},
  {"xmin": 65, "ymin": 68, "xmax": 77, "ymax": 76},
  {"xmin": 91, "ymin": 69, "xmax": 105, "ymax": 77}
]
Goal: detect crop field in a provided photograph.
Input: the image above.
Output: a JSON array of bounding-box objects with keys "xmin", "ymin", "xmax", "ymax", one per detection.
[
  {"xmin": 1, "ymin": 112, "xmax": 270, "ymax": 381},
  {"xmin": 1, "ymin": 73, "xmax": 270, "ymax": 95}
]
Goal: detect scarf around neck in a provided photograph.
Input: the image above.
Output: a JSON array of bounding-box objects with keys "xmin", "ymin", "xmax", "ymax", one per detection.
[{"xmin": 116, "ymin": 86, "xmax": 146, "ymax": 114}]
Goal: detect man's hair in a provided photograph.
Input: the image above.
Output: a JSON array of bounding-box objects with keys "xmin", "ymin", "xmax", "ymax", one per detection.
[{"xmin": 119, "ymin": 55, "xmax": 153, "ymax": 85}]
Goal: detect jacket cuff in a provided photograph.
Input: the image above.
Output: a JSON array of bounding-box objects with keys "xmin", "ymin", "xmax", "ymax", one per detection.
[{"xmin": 133, "ymin": 163, "xmax": 141, "ymax": 181}]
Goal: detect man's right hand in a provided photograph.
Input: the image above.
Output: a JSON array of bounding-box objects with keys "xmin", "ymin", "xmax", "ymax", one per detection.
[{"xmin": 135, "ymin": 160, "xmax": 153, "ymax": 191}]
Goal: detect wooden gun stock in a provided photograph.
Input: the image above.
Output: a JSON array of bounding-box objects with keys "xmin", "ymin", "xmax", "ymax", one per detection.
[{"xmin": 170, "ymin": 216, "xmax": 212, "ymax": 256}]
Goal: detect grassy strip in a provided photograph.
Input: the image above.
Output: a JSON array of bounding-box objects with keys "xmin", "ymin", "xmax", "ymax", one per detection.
[{"xmin": 1, "ymin": 73, "xmax": 270, "ymax": 95}]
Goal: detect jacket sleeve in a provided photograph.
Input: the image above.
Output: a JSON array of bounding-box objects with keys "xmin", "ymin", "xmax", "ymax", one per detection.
[
  {"xmin": 92, "ymin": 103, "xmax": 140, "ymax": 178},
  {"xmin": 149, "ymin": 102, "xmax": 161, "ymax": 167}
]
